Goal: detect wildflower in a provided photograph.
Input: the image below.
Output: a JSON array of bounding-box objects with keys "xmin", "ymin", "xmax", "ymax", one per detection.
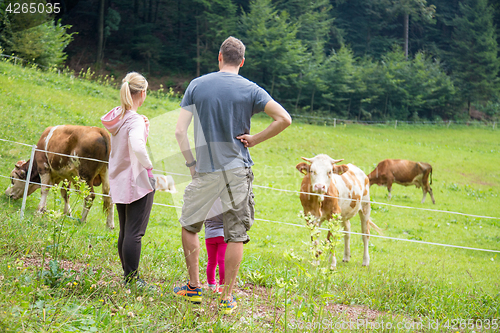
[
  {"xmin": 136, "ymin": 296, "xmax": 143, "ymax": 302},
  {"xmin": 127, "ymin": 311, "xmax": 134, "ymax": 318}
]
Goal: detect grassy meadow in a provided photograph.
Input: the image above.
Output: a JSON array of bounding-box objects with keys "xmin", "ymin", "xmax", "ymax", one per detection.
[{"xmin": 0, "ymin": 60, "xmax": 499, "ymax": 332}]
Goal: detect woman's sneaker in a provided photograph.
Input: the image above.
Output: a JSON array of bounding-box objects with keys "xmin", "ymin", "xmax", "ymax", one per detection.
[
  {"xmin": 173, "ymin": 283, "xmax": 203, "ymax": 304},
  {"xmin": 219, "ymin": 295, "xmax": 237, "ymax": 315}
]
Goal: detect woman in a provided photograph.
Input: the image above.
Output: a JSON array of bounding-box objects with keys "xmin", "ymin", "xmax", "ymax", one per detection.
[{"xmin": 101, "ymin": 72, "xmax": 156, "ymax": 286}]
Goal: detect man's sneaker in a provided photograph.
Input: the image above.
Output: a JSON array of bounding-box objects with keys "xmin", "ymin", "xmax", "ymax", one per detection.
[
  {"xmin": 173, "ymin": 283, "xmax": 202, "ymax": 304},
  {"xmin": 219, "ymin": 295, "xmax": 237, "ymax": 315}
]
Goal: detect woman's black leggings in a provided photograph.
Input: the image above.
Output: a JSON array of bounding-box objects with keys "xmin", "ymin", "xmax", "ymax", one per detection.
[{"xmin": 116, "ymin": 191, "xmax": 155, "ymax": 281}]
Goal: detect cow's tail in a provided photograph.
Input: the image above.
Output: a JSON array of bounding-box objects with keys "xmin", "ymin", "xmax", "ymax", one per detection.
[
  {"xmin": 429, "ymin": 167, "xmax": 433, "ymax": 185},
  {"xmin": 368, "ymin": 219, "xmax": 383, "ymax": 235}
]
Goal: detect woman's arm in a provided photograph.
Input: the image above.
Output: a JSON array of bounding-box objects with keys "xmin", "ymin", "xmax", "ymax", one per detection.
[{"xmin": 129, "ymin": 116, "xmax": 153, "ymax": 170}]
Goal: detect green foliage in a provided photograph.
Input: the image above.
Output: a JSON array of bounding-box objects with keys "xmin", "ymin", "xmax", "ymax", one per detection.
[
  {"xmin": 240, "ymin": 0, "xmax": 305, "ymax": 98},
  {"xmin": 450, "ymin": 0, "xmax": 500, "ymax": 108},
  {"xmin": 193, "ymin": 0, "xmax": 237, "ymax": 75},
  {"xmin": 0, "ymin": 2, "xmax": 73, "ymax": 68},
  {"xmin": 104, "ymin": 8, "xmax": 120, "ymax": 39}
]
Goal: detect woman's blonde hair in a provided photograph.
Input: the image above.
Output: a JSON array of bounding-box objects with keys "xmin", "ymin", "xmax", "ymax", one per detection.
[{"xmin": 119, "ymin": 72, "xmax": 148, "ymax": 118}]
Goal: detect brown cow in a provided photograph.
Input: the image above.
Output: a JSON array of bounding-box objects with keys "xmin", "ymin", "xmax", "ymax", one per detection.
[
  {"xmin": 368, "ymin": 159, "xmax": 435, "ymax": 204},
  {"xmin": 5, "ymin": 125, "xmax": 114, "ymax": 228},
  {"xmin": 296, "ymin": 154, "xmax": 381, "ymax": 268}
]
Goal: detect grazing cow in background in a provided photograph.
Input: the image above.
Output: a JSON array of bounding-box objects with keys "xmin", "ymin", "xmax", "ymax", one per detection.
[
  {"xmin": 296, "ymin": 154, "xmax": 381, "ymax": 268},
  {"xmin": 153, "ymin": 174, "xmax": 177, "ymax": 193},
  {"xmin": 368, "ymin": 159, "xmax": 435, "ymax": 204},
  {"xmin": 5, "ymin": 125, "xmax": 114, "ymax": 229}
]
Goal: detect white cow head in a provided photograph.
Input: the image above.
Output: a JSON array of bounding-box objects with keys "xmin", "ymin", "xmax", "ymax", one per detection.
[
  {"xmin": 296, "ymin": 154, "xmax": 346, "ymax": 195},
  {"xmin": 5, "ymin": 160, "xmax": 40, "ymax": 200}
]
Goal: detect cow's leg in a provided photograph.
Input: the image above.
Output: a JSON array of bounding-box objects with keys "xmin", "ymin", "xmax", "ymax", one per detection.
[
  {"xmin": 386, "ymin": 178, "xmax": 393, "ymax": 200},
  {"xmin": 37, "ymin": 173, "xmax": 52, "ymax": 213},
  {"xmin": 421, "ymin": 186, "xmax": 427, "ymax": 204},
  {"xmin": 100, "ymin": 167, "xmax": 114, "ymax": 229},
  {"xmin": 428, "ymin": 186, "xmax": 435, "ymax": 204},
  {"xmin": 359, "ymin": 204, "xmax": 371, "ymax": 267},
  {"xmin": 342, "ymin": 220, "xmax": 351, "ymax": 263},
  {"xmin": 60, "ymin": 183, "xmax": 71, "ymax": 216},
  {"xmin": 80, "ymin": 182, "xmax": 95, "ymax": 223}
]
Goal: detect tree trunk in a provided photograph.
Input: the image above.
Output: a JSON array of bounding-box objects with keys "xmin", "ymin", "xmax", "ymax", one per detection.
[
  {"xmin": 295, "ymin": 73, "xmax": 302, "ymax": 112},
  {"xmin": 154, "ymin": 0, "xmax": 160, "ymax": 23},
  {"xmin": 149, "ymin": 0, "xmax": 153, "ymax": 23},
  {"xmin": 384, "ymin": 94, "xmax": 389, "ymax": 118},
  {"xmin": 310, "ymin": 87, "xmax": 315, "ymax": 113},
  {"xmin": 134, "ymin": 0, "xmax": 139, "ymax": 25},
  {"xmin": 96, "ymin": 0, "xmax": 105, "ymax": 64},
  {"xmin": 196, "ymin": 19, "xmax": 200, "ymax": 77},
  {"xmin": 270, "ymin": 74, "xmax": 275, "ymax": 97},
  {"xmin": 347, "ymin": 97, "xmax": 351, "ymax": 118},
  {"xmin": 404, "ymin": 13, "xmax": 409, "ymax": 60}
]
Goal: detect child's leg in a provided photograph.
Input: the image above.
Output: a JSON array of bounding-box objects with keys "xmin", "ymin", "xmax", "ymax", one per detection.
[
  {"xmin": 205, "ymin": 238, "xmax": 218, "ymax": 286},
  {"xmin": 215, "ymin": 236, "xmax": 228, "ymax": 286}
]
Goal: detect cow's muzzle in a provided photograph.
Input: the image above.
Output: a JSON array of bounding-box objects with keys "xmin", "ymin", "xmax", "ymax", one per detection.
[
  {"xmin": 5, "ymin": 187, "xmax": 21, "ymax": 200},
  {"xmin": 313, "ymin": 183, "xmax": 327, "ymax": 194}
]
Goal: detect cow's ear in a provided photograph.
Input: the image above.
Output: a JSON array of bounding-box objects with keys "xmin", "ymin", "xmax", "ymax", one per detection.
[
  {"xmin": 15, "ymin": 160, "xmax": 26, "ymax": 169},
  {"xmin": 333, "ymin": 164, "xmax": 349, "ymax": 175},
  {"xmin": 296, "ymin": 162, "xmax": 310, "ymax": 175}
]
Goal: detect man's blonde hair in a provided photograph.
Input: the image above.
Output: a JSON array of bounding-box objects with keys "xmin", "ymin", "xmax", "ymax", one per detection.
[{"xmin": 220, "ymin": 36, "xmax": 245, "ymax": 66}]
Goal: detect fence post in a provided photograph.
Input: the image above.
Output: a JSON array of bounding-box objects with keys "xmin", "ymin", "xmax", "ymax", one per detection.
[
  {"xmin": 20, "ymin": 145, "xmax": 37, "ymax": 222},
  {"xmin": 334, "ymin": 118, "xmax": 336, "ymax": 128},
  {"xmin": 395, "ymin": 120, "xmax": 398, "ymax": 129},
  {"xmin": 494, "ymin": 122, "xmax": 496, "ymax": 130}
]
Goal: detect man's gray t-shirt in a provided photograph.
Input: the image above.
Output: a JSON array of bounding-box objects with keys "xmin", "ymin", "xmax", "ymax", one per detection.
[{"xmin": 180, "ymin": 71, "xmax": 272, "ymax": 173}]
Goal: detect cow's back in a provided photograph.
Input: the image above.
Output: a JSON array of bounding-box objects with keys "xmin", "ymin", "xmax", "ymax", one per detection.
[
  {"xmin": 35, "ymin": 125, "xmax": 110, "ymax": 177},
  {"xmin": 332, "ymin": 164, "xmax": 369, "ymax": 220}
]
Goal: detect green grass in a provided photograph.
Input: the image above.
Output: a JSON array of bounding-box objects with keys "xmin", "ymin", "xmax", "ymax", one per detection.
[{"xmin": 0, "ymin": 60, "xmax": 499, "ymax": 332}]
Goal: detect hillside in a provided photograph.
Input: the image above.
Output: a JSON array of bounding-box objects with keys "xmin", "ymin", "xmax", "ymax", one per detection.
[{"xmin": 0, "ymin": 61, "xmax": 499, "ymax": 332}]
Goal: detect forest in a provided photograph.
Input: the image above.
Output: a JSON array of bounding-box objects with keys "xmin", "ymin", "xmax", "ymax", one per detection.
[{"xmin": 1, "ymin": 0, "xmax": 500, "ymax": 121}]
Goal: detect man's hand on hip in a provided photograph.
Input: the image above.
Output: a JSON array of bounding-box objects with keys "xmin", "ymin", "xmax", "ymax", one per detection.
[{"xmin": 236, "ymin": 134, "xmax": 257, "ymax": 148}]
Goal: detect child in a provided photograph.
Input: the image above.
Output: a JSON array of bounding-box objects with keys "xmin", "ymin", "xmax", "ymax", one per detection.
[
  {"xmin": 101, "ymin": 72, "xmax": 156, "ymax": 286},
  {"xmin": 205, "ymin": 198, "xmax": 227, "ymax": 293}
]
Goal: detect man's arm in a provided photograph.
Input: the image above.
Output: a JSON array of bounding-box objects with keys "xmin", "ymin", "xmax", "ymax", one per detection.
[
  {"xmin": 175, "ymin": 108, "xmax": 196, "ymax": 177},
  {"xmin": 236, "ymin": 100, "xmax": 292, "ymax": 148}
]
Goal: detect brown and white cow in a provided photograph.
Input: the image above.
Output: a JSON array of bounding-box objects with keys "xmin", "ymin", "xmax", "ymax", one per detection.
[
  {"xmin": 296, "ymin": 154, "xmax": 381, "ymax": 268},
  {"xmin": 368, "ymin": 159, "xmax": 435, "ymax": 204},
  {"xmin": 5, "ymin": 125, "xmax": 114, "ymax": 228}
]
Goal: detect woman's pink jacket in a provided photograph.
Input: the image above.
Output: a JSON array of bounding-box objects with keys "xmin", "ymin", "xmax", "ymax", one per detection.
[{"xmin": 101, "ymin": 107, "xmax": 154, "ymax": 204}]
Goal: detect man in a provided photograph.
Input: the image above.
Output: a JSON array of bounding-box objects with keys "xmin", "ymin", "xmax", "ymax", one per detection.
[{"xmin": 173, "ymin": 36, "xmax": 291, "ymax": 314}]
